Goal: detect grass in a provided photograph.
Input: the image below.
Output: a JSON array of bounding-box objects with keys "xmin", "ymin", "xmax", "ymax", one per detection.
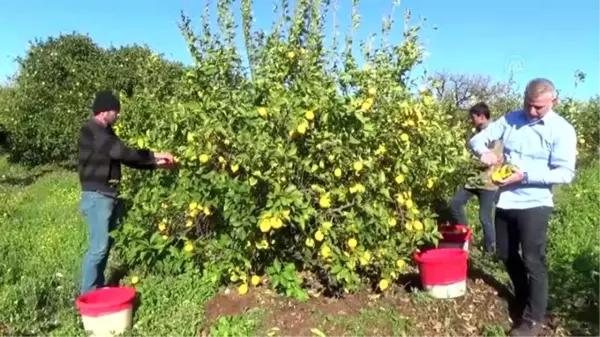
[{"xmin": 0, "ymin": 154, "xmax": 597, "ymax": 336}]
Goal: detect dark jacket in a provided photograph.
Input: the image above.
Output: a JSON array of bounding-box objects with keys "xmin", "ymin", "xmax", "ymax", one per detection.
[{"xmin": 78, "ymin": 118, "xmax": 156, "ymax": 196}]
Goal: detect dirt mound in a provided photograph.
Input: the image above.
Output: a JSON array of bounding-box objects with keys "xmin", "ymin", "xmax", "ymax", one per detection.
[{"xmin": 203, "ymin": 276, "xmax": 567, "ymax": 336}]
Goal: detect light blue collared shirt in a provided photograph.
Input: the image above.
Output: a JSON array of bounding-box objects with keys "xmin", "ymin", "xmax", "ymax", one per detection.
[{"xmin": 468, "ymin": 109, "xmax": 577, "ymax": 209}]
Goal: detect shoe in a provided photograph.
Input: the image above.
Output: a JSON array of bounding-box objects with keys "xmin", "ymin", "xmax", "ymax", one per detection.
[{"xmin": 509, "ymin": 319, "xmax": 542, "ymax": 337}]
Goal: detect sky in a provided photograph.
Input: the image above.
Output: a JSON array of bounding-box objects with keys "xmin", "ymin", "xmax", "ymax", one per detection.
[{"xmin": 1, "ymin": 0, "xmax": 598, "ymax": 100}]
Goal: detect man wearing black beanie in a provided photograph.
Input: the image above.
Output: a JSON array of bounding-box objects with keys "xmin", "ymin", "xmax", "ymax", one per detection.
[{"xmin": 78, "ymin": 90, "xmax": 175, "ymax": 295}]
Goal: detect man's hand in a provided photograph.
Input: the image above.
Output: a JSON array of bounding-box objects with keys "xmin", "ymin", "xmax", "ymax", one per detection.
[
  {"xmin": 495, "ymin": 167, "xmax": 525, "ymax": 186},
  {"xmin": 480, "ymin": 151, "xmax": 499, "ymax": 166},
  {"xmin": 154, "ymin": 152, "xmax": 176, "ymax": 169},
  {"xmin": 154, "ymin": 152, "xmax": 175, "ymax": 163}
]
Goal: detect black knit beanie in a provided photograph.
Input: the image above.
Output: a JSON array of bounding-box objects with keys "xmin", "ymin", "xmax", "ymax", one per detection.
[{"xmin": 92, "ymin": 90, "xmax": 121, "ymax": 114}]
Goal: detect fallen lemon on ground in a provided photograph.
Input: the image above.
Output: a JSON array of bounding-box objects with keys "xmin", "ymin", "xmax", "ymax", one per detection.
[
  {"xmin": 379, "ymin": 279, "xmax": 390, "ymax": 291},
  {"xmin": 251, "ymin": 275, "xmax": 261, "ymax": 286},
  {"xmin": 238, "ymin": 283, "xmax": 249, "ymax": 295}
]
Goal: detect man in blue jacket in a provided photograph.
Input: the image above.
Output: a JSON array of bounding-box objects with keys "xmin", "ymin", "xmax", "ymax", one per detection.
[{"xmin": 468, "ymin": 78, "xmax": 576, "ymax": 336}]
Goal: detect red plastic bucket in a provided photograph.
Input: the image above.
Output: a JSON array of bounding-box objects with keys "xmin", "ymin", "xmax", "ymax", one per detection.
[
  {"xmin": 75, "ymin": 287, "xmax": 137, "ymax": 336},
  {"xmin": 438, "ymin": 224, "xmax": 472, "ymax": 252},
  {"xmin": 414, "ymin": 248, "xmax": 469, "ymax": 299}
]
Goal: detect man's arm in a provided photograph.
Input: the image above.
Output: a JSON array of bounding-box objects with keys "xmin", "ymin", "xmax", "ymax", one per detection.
[
  {"xmin": 97, "ymin": 131, "xmax": 157, "ymax": 169},
  {"xmin": 525, "ymin": 123, "xmax": 577, "ymax": 185},
  {"xmin": 468, "ymin": 116, "xmax": 507, "ymax": 156}
]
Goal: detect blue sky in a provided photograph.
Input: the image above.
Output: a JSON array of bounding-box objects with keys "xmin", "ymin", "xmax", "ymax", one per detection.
[{"xmin": 1, "ymin": 0, "xmax": 598, "ymax": 100}]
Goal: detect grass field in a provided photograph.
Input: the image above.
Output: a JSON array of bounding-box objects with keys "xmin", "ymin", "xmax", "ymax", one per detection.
[{"xmin": 0, "ymin": 154, "xmax": 597, "ymax": 336}]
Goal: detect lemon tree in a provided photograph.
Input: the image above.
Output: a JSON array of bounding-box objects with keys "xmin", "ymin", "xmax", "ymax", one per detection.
[{"xmin": 112, "ymin": 0, "xmax": 471, "ymax": 297}]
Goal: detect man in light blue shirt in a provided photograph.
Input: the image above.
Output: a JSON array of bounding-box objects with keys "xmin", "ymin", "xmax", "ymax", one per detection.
[{"xmin": 469, "ymin": 78, "xmax": 576, "ymax": 337}]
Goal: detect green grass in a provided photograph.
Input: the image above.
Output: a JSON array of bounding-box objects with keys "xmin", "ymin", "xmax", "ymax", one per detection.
[
  {"xmin": 0, "ymin": 156, "xmax": 216, "ymax": 336},
  {"xmin": 0, "ymin": 154, "xmax": 597, "ymax": 336}
]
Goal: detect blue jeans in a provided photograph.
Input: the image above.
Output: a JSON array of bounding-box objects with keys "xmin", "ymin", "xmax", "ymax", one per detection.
[
  {"xmin": 79, "ymin": 191, "xmax": 123, "ymax": 295},
  {"xmin": 449, "ymin": 187, "xmax": 497, "ymax": 252}
]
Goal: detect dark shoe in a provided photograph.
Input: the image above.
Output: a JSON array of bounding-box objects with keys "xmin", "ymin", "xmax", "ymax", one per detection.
[{"xmin": 509, "ymin": 319, "xmax": 542, "ymax": 337}]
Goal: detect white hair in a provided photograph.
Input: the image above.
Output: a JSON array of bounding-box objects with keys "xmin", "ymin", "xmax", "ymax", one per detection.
[{"xmin": 525, "ymin": 78, "xmax": 557, "ymax": 99}]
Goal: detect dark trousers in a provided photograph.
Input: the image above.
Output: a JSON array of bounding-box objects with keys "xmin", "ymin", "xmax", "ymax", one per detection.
[
  {"xmin": 495, "ymin": 206, "xmax": 552, "ymax": 323},
  {"xmin": 449, "ymin": 187, "xmax": 497, "ymax": 252}
]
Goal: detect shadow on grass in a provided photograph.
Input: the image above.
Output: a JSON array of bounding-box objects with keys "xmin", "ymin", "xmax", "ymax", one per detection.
[{"xmin": 0, "ymin": 167, "xmax": 55, "ymax": 187}]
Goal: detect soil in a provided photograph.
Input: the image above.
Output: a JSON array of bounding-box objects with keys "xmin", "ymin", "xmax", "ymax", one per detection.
[{"xmin": 203, "ymin": 274, "xmax": 568, "ymax": 337}]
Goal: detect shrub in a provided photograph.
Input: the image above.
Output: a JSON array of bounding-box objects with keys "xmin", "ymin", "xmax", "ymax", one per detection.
[
  {"xmin": 112, "ymin": 0, "xmax": 471, "ymax": 298},
  {"xmin": 4, "ymin": 33, "xmax": 186, "ymax": 165}
]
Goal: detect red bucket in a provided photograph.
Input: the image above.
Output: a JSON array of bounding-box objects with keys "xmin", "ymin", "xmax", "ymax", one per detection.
[
  {"xmin": 413, "ymin": 248, "xmax": 469, "ymax": 298},
  {"xmin": 438, "ymin": 224, "xmax": 472, "ymax": 252},
  {"xmin": 75, "ymin": 287, "xmax": 137, "ymax": 336}
]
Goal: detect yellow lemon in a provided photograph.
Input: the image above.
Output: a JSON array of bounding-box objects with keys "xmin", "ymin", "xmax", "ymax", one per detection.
[
  {"xmin": 396, "ymin": 259, "xmax": 406, "ymax": 270},
  {"xmin": 184, "ymin": 242, "xmax": 194, "ymax": 252},
  {"xmin": 353, "ymin": 161, "xmax": 363, "ymax": 172},
  {"xmin": 427, "ymin": 178, "xmax": 434, "ymax": 189},
  {"xmin": 347, "ymin": 238, "xmax": 357, "ymax": 249},
  {"xmin": 158, "ymin": 222, "xmax": 167, "ymax": 231},
  {"xmin": 413, "ymin": 220, "xmax": 424, "ymax": 231},
  {"xmin": 256, "ymin": 239, "xmax": 269, "ymax": 249},
  {"xmin": 579, "ymin": 138, "xmax": 585, "ymax": 144},
  {"xmin": 131, "ymin": 276, "xmax": 140, "ymax": 285},
  {"xmin": 400, "ymin": 133, "xmax": 409, "ymax": 142},
  {"xmin": 322, "ymin": 221, "xmax": 333, "ymax": 230},
  {"xmin": 238, "ymin": 283, "xmax": 249, "ymax": 295},
  {"xmin": 257, "ymin": 107, "xmax": 267, "ymax": 117},
  {"xmin": 379, "ymin": 279, "xmax": 390, "ymax": 291},
  {"xmin": 395, "ymin": 174, "xmax": 405, "ymax": 184},
  {"xmin": 305, "ymin": 110, "xmax": 315, "ymax": 121},
  {"xmin": 388, "ymin": 218, "xmax": 397, "ymax": 227},
  {"xmin": 259, "ymin": 219, "xmax": 271, "ymax": 233},
  {"xmin": 405, "ymin": 199, "xmax": 414, "ymax": 209},
  {"xmin": 286, "ymin": 51, "xmax": 296, "ymax": 59},
  {"xmin": 305, "ymin": 238, "xmax": 315, "ymax": 248},
  {"xmin": 282, "ymin": 209, "xmax": 291, "ymax": 218},
  {"xmin": 405, "ymin": 222, "xmax": 414, "ymax": 231},
  {"xmin": 320, "ymin": 245, "xmax": 331, "ymax": 258},
  {"xmin": 185, "ymin": 220, "xmax": 193, "ymax": 228},
  {"xmin": 271, "ymin": 216, "xmax": 283, "ymax": 229},
  {"xmin": 189, "ymin": 209, "xmax": 199, "ymax": 217},
  {"xmin": 396, "ymin": 194, "xmax": 405, "ymax": 205},
  {"xmin": 199, "ymin": 154, "xmax": 210, "ymax": 163},
  {"xmin": 297, "ymin": 123, "xmax": 308, "ymax": 135},
  {"xmin": 319, "ymin": 194, "xmax": 331, "ymax": 208},
  {"xmin": 162, "ymin": 234, "xmax": 168, "ymax": 240},
  {"xmin": 203, "ymin": 207, "xmax": 212, "ymax": 216},
  {"xmin": 314, "ymin": 230, "xmax": 324, "ymax": 242},
  {"xmin": 251, "ymin": 275, "xmax": 261, "ymax": 286},
  {"xmin": 230, "ymin": 164, "xmax": 240, "ymax": 173},
  {"xmin": 334, "ymin": 168, "xmax": 342, "ymax": 178},
  {"xmin": 218, "ymin": 156, "xmax": 226, "ymax": 164},
  {"xmin": 360, "ymin": 251, "xmax": 372, "ymax": 266},
  {"xmin": 189, "ymin": 202, "xmax": 198, "ymax": 210},
  {"xmin": 368, "ymin": 87, "xmax": 377, "ymax": 96}
]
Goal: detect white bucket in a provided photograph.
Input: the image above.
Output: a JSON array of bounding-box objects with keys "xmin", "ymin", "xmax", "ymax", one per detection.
[
  {"xmin": 438, "ymin": 240, "xmax": 469, "ymax": 253},
  {"xmin": 75, "ymin": 287, "xmax": 136, "ymax": 337},
  {"xmin": 423, "ymin": 279, "xmax": 467, "ymax": 299}
]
